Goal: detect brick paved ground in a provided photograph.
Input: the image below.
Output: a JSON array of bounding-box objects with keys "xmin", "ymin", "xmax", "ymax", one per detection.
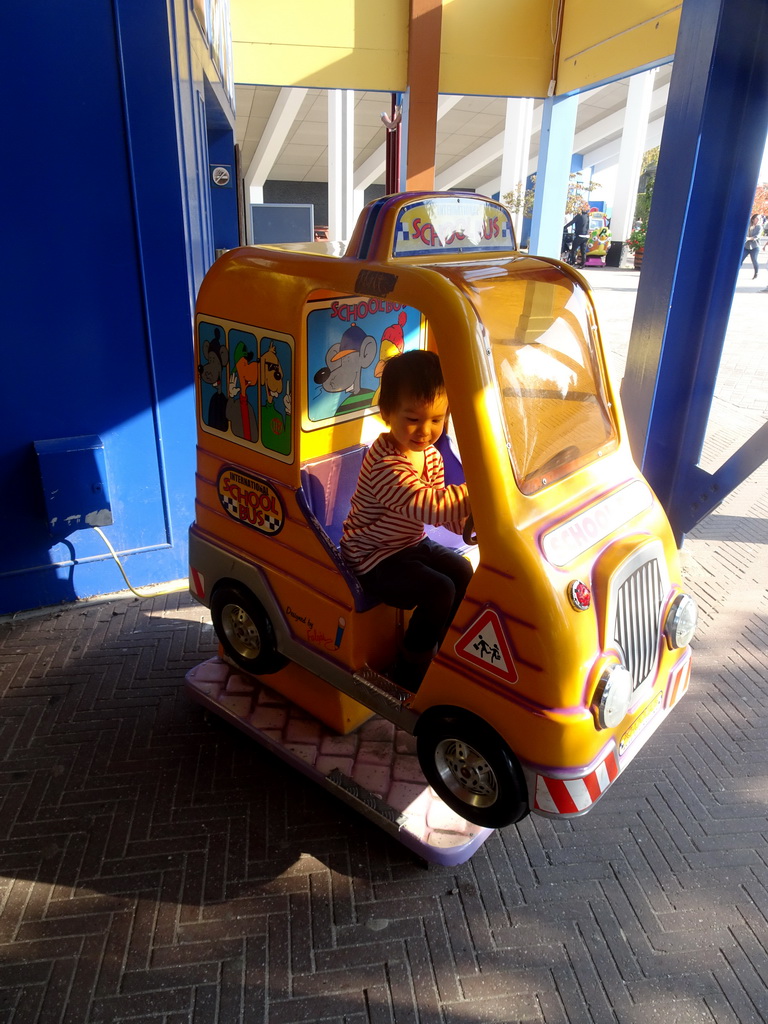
[{"xmin": 1, "ymin": 267, "xmax": 767, "ymax": 1023}]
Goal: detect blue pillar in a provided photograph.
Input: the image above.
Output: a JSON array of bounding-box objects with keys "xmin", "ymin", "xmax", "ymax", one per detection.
[
  {"xmin": 529, "ymin": 95, "xmax": 578, "ymax": 258},
  {"xmin": 208, "ymin": 124, "xmax": 239, "ymax": 251},
  {"xmin": 621, "ymin": 0, "xmax": 768, "ymax": 541}
]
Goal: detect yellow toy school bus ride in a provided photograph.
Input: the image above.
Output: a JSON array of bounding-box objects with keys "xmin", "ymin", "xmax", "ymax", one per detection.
[{"xmin": 189, "ymin": 192, "xmax": 696, "ymax": 830}]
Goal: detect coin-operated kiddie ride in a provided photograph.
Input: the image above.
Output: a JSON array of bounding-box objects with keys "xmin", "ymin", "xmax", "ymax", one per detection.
[{"xmin": 186, "ymin": 192, "xmax": 696, "ymax": 865}]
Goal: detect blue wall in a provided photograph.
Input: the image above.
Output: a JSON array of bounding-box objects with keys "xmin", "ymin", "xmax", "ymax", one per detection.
[{"xmin": 2, "ymin": 0, "xmax": 236, "ymax": 614}]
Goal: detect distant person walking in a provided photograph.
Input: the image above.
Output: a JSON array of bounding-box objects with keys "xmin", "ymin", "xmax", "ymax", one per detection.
[
  {"xmin": 564, "ymin": 203, "xmax": 591, "ymax": 267},
  {"xmin": 741, "ymin": 213, "xmax": 761, "ymax": 279}
]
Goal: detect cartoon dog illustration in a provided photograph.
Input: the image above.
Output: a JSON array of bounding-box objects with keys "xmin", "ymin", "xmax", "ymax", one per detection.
[
  {"xmin": 313, "ymin": 322, "xmax": 377, "ymax": 414},
  {"xmin": 262, "ymin": 341, "xmax": 287, "ymax": 408},
  {"xmin": 198, "ymin": 327, "xmax": 229, "ymax": 431},
  {"xmin": 261, "ymin": 340, "xmax": 291, "ymax": 455},
  {"xmin": 226, "ymin": 341, "xmax": 259, "ymax": 441}
]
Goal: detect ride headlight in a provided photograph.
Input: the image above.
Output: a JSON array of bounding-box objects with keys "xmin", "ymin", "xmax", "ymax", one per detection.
[
  {"xmin": 592, "ymin": 663, "xmax": 633, "ymax": 729},
  {"xmin": 664, "ymin": 593, "xmax": 697, "ymax": 649}
]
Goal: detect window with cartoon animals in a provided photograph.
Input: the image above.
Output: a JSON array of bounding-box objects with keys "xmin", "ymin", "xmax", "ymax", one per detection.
[
  {"xmin": 304, "ymin": 295, "xmax": 425, "ymax": 428},
  {"xmin": 196, "ymin": 319, "xmax": 295, "ymax": 463}
]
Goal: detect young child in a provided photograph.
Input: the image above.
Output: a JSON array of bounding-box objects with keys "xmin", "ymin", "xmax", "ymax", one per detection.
[{"xmin": 340, "ymin": 349, "xmax": 473, "ymax": 690}]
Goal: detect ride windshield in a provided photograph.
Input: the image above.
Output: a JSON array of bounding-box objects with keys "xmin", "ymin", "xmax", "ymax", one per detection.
[{"xmin": 435, "ymin": 260, "xmax": 618, "ymax": 494}]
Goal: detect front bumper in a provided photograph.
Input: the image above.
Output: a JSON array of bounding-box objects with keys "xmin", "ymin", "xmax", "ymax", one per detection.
[{"xmin": 529, "ymin": 650, "xmax": 692, "ymax": 817}]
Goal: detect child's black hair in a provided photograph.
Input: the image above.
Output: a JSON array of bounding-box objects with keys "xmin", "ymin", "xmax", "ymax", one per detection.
[{"xmin": 379, "ymin": 350, "xmax": 445, "ymax": 419}]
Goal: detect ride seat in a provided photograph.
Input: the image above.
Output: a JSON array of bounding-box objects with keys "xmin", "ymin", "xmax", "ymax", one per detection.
[
  {"xmin": 299, "ymin": 446, "xmax": 373, "ymax": 610},
  {"xmin": 300, "ymin": 445, "xmax": 367, "ymax": 548}
]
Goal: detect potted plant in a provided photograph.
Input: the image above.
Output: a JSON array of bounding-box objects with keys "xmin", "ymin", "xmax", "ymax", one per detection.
[{"xmin": 627, "ymin": 223, "xmax": 647, "ymax": 269}]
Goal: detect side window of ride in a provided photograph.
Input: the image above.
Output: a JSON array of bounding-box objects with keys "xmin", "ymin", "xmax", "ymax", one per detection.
[
  {"xmin": 303, "ymin": 294, "xmax": 425, "ymax": 429},
  {"xmin": 196, "ymin": 318, "xmax": 295, "ymax": 464}
]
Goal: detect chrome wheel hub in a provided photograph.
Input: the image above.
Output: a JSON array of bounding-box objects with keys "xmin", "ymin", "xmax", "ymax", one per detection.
[
  {"xmin": 223, "ymin": 604, "xmax": 261, "ymax": 658},
  {"xmin": 435, "ymin": 738, "xmax": 498, "ymax": 808}
]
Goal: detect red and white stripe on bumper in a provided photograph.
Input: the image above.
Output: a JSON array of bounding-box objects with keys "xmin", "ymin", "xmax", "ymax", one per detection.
[
  {"xmin": 664, "ymin": 652, "xmax": 691, "ymax": 710},
  {"xmin": 533, "ymin": 650, "xmax": 692, "ymax": 817},
  {"xmin": 533, "ymin": 750, "xmax": 619, "ymax": 816},
  {"xmin": 190, "ymin": 568, "xmax": 206, "ymax": 600}
]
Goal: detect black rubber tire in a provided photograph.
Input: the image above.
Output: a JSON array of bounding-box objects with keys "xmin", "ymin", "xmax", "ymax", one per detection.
[
  {"xmin": 417, "ymin": 714, "xmax": 529, "ymax": 829},
  {"xmin": 210, "ymin": 585, "xmax": 287, "ymax": 675}
]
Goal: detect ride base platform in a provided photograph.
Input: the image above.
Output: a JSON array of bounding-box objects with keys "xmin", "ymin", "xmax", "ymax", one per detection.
[{"xmin": 185, "ymin": 657, "xmax": 494, "ymax": 866}]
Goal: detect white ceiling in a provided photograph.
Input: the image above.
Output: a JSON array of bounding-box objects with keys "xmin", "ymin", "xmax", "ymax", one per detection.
[{"xmin": 234, "ymin": 63, "xmax": 672, "ymax": 196}]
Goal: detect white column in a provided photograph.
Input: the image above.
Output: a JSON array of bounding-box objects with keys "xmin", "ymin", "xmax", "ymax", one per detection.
[
  {"xmin": 328, "ymin": 90, "xmax": 354, "ymax": 241},
  {"xmin": 498, "ymin": 97, "xmax": 534, "ymax": 246},
  {"xmin": 244, "ymin": 87, "xmax": 307, "ymax": 242},
  {"xmin": 611, "ymin": 70, "xmax": 655, "ymax": 242}
]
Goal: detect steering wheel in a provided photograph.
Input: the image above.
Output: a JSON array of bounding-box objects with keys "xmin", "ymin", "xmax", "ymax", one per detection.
[
  {"xmin": 463, "ymin": 512, "xmax": 477, "ymax": 546},
  {"xmin": 537, "ymin": 444, "xmax": 581, "ymax": 479}
]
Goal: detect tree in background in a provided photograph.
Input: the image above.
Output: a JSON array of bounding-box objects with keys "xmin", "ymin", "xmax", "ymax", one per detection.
[
  {"xmin": 634, "ymin": 146, "xmax": 658, "ymax": 226},
  {"xmin": 502, "ymin": 180, "xmax": 535, "ymax": 219},
  {"xmin": 564, "ymin": 176, "xmax": 602, "ymax": 214},
  {"xmin": 634, "ymin": 175, "xmax": 654, "ymax": 234},
  {"xmin": 502, "ymin": 173, "xmax": 602, "ymax": 219},
  {"xmin": 752, "ymin": 184, "xmax": 768, "ymax": 218},
  {"xmin": 628, "ymin": 146, "xmax": 659, "ymax": 256}
]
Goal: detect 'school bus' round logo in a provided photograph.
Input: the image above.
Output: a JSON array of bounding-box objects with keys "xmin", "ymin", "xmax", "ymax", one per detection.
[{"xmin": 217, "ymin": 467, "xmax": 284, "ymax": 535}]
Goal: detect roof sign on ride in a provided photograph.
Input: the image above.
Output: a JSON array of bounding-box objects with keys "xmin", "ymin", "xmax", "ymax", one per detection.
[
  {"xmin": 392, "ymin": 197, "xmax": 514, "ymax": 257},
  {"xmin": 454, "ymin": 607, "xmax": 518, "ymax": 684}
]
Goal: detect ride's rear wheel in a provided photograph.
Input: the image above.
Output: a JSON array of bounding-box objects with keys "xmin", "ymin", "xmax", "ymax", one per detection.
[{"xmin": 210, "ymin": 586, "xmax": 287, "ymax": 675}]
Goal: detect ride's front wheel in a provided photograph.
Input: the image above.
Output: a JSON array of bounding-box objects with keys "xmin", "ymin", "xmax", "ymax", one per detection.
[
  {"xmin": 416, "ymin": 714, "xmax": 528, "ymax": 829},
  {"xmin": 210, "ymin": 586, "xmax": 287, "ymax": 675}
]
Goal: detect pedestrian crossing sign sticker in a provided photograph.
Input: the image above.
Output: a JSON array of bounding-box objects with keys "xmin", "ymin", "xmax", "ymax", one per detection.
[{"xmin": 454, "ymin": 608, "xmax": 518, "ymax": 684}]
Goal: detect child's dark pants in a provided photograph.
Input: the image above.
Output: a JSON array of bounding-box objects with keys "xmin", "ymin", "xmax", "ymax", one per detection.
[{"xmin": 358, "ymin": 537, "xmax": 473, "ymax": 654}]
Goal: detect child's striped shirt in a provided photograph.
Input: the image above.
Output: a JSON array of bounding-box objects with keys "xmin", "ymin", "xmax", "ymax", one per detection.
[{"xmin": 340, "ymin": 432, "xmax": 469, "ymax": 574}]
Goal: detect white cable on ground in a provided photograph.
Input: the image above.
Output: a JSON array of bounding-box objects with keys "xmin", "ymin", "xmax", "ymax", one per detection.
[{"xmin": 93, "ymin": 526, "xmax": 186, "ymax": 599}]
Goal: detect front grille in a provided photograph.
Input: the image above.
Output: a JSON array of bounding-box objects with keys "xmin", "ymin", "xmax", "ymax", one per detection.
[{"xmin": 614, "ymin": 557, "xmax": 664, "ymax": 690}]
